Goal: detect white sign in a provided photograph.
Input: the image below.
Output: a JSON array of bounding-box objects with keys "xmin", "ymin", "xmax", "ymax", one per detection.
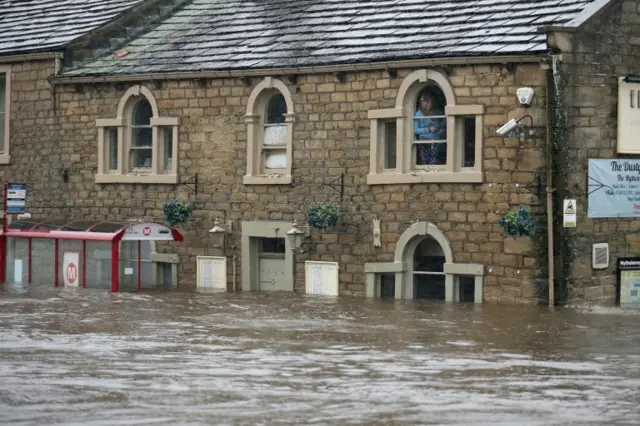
[
  {"xmin": 197, "ymin": 256, "xmax": 227, "ymax": 290},
  {"xmin": 63, "ymin": 252, "xmax": 80, "ymax": 287},
  {"xmin": 122, "ymin": 222, "xmax": 175, "ymax": 241},
  {"xmin": 563, "ymin": 199, "xmax": 577, "ymax": 228},
  {"xmin": 124, "ymin": 268, "xmax": 134, "ymax": 275},
  {"xmin": 305, "ymin": 261, "xmax": 339, "ymax": 296}
]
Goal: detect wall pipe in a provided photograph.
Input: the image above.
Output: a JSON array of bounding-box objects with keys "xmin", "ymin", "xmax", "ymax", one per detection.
[{"xmin": 546, "ymin": 67, "xmax": 556, "ymax": 307}]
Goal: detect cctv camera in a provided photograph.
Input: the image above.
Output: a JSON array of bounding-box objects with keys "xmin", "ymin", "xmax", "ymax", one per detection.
[{"xmin": 496, "ymin": 118, "xmax": 518, "ymax": 136}]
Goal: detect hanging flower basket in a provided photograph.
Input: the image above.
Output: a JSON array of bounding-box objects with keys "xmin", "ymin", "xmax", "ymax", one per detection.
[
  {"xmin": 162, "ymin": 200, "xmax": 194, "ymax": 227},
  {"xmin": 307, "ymin": 203, "xmax": 340, "ymax": 230},
  {"xmin": 498, "ymin": 204, "xmax": 535, "ymax": 237}
]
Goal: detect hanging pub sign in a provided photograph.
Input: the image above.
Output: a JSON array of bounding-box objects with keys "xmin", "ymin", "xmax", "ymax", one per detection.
[{"xmin": 617, "ymin": 257, "xmax": 640, "ymax": 307}]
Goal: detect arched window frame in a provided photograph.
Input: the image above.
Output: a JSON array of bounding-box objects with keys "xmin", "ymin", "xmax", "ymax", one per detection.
[
  {"xmin": 364, "ymin": 221, "xmax": 484, "ymax": 302},
  {"xmin": 367, "ymin": 69, "xmax": 484, "ymax": 184},
  {"xmin": 95, "ymin": 85, "xmax": 179, "ymax": 184},
  {"xmin": 244, "ymin": 77, "xmax": 295, "ymax": 185}
]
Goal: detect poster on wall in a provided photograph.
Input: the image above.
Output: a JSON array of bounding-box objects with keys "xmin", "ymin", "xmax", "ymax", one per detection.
[
  {"xmin": 617, "ymin": 258, "xmax": 640, "ymax": 307},
  {"xmin": 588, "ymin": 159, "xmax": 640, "ymax": 218},
  {"xmin": 63, "ymin": 252, "xmax": 80, "ymax": 288}
]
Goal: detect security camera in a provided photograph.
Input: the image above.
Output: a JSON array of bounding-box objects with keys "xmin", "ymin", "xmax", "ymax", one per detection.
[
  {"xmin": 516, "ymin": 87, "xmax": 534, "ymax": 106},
  {"xmin": 496, "ymin": 118, "xmax": 518, "ymax": 136}
]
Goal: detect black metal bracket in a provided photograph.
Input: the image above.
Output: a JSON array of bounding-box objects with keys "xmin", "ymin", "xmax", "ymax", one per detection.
[
  {"xmin": 319, "ymin": 173, "xmax": 345, "ymax": 203},
  {"xmin": 522, "ymin": 173, "xmax": 544, "ymax": 200},
  {"xmin": 179, "ymin": 173, "xmax": 198, "ymax": 195}
]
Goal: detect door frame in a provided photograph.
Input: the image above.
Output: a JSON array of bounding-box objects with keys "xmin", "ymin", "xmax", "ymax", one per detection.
[{"xmin": 241, "ymin": 221, "xmax": 295, "ymax": 291}]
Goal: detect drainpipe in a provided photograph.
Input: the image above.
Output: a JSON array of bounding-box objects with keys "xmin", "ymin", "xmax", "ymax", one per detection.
[{"xmin": 545, "ymin": 56, "xmax": 562, "ymax": 307}]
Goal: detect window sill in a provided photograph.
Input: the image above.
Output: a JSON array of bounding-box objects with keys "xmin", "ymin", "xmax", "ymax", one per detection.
[
  {"xmin": 367, "ymin": 171, "xmax": 482, "ymax": 185},
  {"xmin": 243, "ymin": 174, "xmax": 292, "ymax": 185},
  {"xmin": 95, "ymin": 173, "xmax": 178, "ymax": 184},
  {"xmin": 0, "ymin": 154, "xmax": 11, "ymax": 165}
]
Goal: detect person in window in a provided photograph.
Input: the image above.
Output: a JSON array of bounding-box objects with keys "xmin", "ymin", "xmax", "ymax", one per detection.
[{"xmin": 414, "ymin": 91, "xmax": 446, "ymax": 165}]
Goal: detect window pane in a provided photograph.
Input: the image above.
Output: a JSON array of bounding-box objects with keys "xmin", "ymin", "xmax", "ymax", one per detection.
[
  {"xmin": 462, "ymin": 117, "xmax": 476, "ymax": 168},
  {"xmin": 380, "ymin": 274, "xmax": 395, "ymax": 299},
  {"xmin": 0, "ymin": 73, "xmax": 5, "ymax": 153},
  {"xmin": 133, "ymin": 127, "xmax": 152, "ymax": 147},
  {"xmin": 131, "ymin": 148, "xmax": 152, "ymax": 169},
  {"xmin": 162, "ymin": 127, "xmax": 173, "ymax": 173},
  {"xmin": 263, "ymin": 125, "xmax": 287, "ymax": 146},
  {"xmin": 265, "ymin": 94, "xmax": 286, "ymax": 124},
  {"xmin": 413, "ymin": 237, "xmax": 445, "ymax": 272},
  {"xmin": 414, "ymin": 274, "xmax": 445, "ymax": 300},
  {"xmin": 459, "ymin": 275, "xmax": 475, "ymax": 302},
  {"xmin": 381, "ymin": 120, "xmax": 396, "ymax": 169},
  {"xmin": 415, "ymin": 143, "xmax": 446, "ymax": 166},
  {"xmin": 261, "ymin": 238, "xmax": 285, "ymax": 253},
  {"xmin": 264, "ymin": 149, "xmax": 287, "ymax": 169},
  {"xmin": 106, "ymin": 128, "xmax": 118, "ymax": 170},
  {"xmin": 132, "ymin": 98, "xmax": 152, "ymax": 125},
  {"xmin": 414, "ymin": 85, "xmax": 447, "ymax": 166}
]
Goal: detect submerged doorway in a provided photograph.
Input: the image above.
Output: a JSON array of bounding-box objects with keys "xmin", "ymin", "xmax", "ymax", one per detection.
[
  {"xmin": 258, "ymin": 237, "xmax": 286, "ymax": 291},
  {"xmin": 413, "ymin": 237, "xmax": 446, "ymax": 300}
]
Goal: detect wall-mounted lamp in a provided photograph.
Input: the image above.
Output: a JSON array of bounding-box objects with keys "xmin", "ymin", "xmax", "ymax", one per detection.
[
  {"xmin": 286, "ymin": 219, "xmax": 307, "ymax": 253},
  {"xmin": 373, "ymin": 216, "xmax": 381, "ymax": 248},
  {"xmin": 209, "ymin": 218, "xmax": 228, "ymax": 248}
]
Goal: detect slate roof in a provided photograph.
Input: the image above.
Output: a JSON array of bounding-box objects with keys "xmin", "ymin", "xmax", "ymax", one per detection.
[
  {"xmin": 62, "ymin": 0, "xmax": 605, "ymax": 77},
  {"xmin": 0, "ymin": 0, "xmax": 144, "ymax": 56}
]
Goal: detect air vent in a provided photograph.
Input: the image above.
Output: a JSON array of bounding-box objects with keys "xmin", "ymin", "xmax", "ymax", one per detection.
[{"xmin": 592, "ymin": 243, "xmax": 609, "ymax": 269}]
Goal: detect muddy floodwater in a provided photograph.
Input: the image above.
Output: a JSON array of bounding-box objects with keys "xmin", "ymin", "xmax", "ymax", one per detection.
[{"xmin": 1, "ymin": 285, "xmax": 640, "ymax": 426}]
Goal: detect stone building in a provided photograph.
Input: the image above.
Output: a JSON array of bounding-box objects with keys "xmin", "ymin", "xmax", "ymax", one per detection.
[{"xmin": 1, "ymin": 0, "xmax": 638, "ymax": 305}]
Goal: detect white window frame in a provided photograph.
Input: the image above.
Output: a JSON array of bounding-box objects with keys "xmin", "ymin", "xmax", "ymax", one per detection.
[
  {"xmin": 367, "ymin": 69, "xmax": 484, "ymax": 185},
  {"xmin": 95, "ymin": 85, "xmax": 178, "ymax": 184},
  {"xmin": 244, "ymin": 77, "xmax": 294, "ymax": 185},
  {"xmin": 0, "ymin": 65, "xmax": 11, "ymax": 164}
]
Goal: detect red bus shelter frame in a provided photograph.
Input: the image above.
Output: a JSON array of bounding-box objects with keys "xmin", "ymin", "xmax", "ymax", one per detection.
[{"xmin": 0, "ymin": 218, "xmax": 183, "ymax": 292}]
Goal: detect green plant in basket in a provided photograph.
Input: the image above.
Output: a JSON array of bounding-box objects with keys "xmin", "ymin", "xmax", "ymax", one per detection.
[
  {"xmin": 162, "ymin": 200, "xmax": 193, "ymax": 227},
  {"xmin": 498, "ymin": 204, "xmax": 534, "ymax": 237},
  {"xmin": 307, "ymin": 203, "xmax": 340, "ymax": 230}
]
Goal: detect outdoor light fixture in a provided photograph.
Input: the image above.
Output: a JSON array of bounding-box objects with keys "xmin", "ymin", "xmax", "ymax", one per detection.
[
  {"xmin": 286, "ymin": 220, "xmax": 306, "ymax": 253},
  {"xmin": 208, "ymin": 219, "xmax": 227, "ymax": 248}
]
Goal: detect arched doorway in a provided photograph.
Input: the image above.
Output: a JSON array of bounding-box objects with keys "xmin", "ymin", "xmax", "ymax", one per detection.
[{"xmin": 412, "ymin": 236, "xmax": 446, "ymax": 300}]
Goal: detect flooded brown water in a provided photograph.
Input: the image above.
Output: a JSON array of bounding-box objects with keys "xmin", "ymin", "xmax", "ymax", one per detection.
[{"xmin": 1, "ymin": 284, "xmax": 640, "ymax": 425}]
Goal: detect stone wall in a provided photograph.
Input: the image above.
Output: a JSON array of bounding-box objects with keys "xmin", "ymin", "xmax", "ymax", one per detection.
[
  {"xmin": 559, "ymin": 0, "xmax": 640, "ymax": 304},
  {"xmin": 6, "ymin": 60, "xmax": 551, "ymax": 303}
]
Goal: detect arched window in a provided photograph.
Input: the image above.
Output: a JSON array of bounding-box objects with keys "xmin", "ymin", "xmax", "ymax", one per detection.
[
  {"xmin": 367, "ymin": 69, "xmax": 484, "ymax": 185},
  {"xmin": 95, "ymin": 85, "xmax": 179, "ymax": 184},
  {"xmin": 413, "ymin": 237, "xmax": 446, "ymax": 300},
  {"xmin": 244, "ymin": 77, "xmax": 294, "ymax": 185},
  {"xmin": 131, "ymin": 98, "xmax": 153, "ymax": 169}
]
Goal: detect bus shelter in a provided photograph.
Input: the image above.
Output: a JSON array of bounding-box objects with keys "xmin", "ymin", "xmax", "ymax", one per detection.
[{"xmin": 0, "ymin": 218, "xmax": 183, "ymax": 292}]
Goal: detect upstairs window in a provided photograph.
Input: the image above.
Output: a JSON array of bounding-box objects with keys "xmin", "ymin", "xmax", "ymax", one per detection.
[
  {"xmin": 96, "ymin": 85, "xmax": 178, "ymax": 184},
  {"xmin": 367, "ymin": 69, "xmax": 484, "ymax": 185},
  {"xmin": 244, "ymin": 77, "xmax": 294, "ymax": 185}
]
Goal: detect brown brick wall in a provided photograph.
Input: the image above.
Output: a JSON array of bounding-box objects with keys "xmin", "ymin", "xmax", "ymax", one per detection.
[
  {"xmin": 5, "ymin": 60, "xmax": 550, "ymax": 303},
  {"xmin": 558, "ymin": 0, "xmax": 640, "ymax": 304}
]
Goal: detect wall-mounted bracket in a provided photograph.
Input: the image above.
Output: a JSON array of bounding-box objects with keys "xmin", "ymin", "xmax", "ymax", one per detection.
[{"xmin": 179, "ymin": 173, "xmax": 198, "ymax": 195}]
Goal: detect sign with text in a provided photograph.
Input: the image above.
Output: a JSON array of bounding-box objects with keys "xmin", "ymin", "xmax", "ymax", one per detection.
[
  {"xmin": 122, "ymin": 222, "xmax": 174, "ymax": 241},
  {"xmin": 563, "ymin": 199, "xmax": 577, "ymax": 227},
  {"xmin": 6, "ymin": 183, "xmax": 26, "ymax": 214},
  {"xmin": 617, "ymin": 258, "xmax": 640, "ymax": 307},
  {"xmin": 588, "ymin": 159, "xmax": 640, "ymax": 218},
  {"xmin": 63, "ymin": 251, "xmax": 79, "ymax": 287}
]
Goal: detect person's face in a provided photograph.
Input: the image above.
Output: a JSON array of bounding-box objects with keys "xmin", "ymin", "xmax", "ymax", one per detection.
[{"xmin": 419, "ymin": 95, "xmax": 433, "ymax": 112}]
